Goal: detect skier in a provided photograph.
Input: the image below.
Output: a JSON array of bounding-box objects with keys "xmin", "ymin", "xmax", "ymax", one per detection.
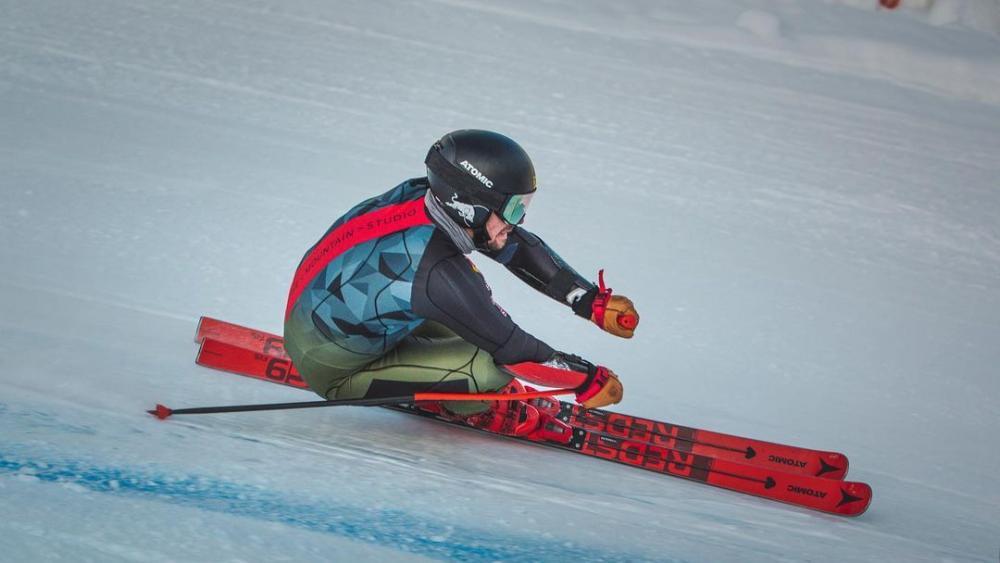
[{"xmin": 283, "ymin": 129, "xmax": 639, "ymax": 436}]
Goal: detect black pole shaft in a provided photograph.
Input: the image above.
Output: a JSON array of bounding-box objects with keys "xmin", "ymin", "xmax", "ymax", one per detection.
[{"xmin": 153, "ymin": 395, "xmax": 414, "ymax": 418}]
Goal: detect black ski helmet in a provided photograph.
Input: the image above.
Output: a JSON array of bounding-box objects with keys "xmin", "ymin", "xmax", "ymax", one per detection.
[{"xmin": 425, "ymin": 129, "xmax": 536, "ymax": 229}]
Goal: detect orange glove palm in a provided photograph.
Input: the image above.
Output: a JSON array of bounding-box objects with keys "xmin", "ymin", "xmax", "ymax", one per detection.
[{"xmin": 576, "ymin": 365, "xmax": 623, "ymax": 409}]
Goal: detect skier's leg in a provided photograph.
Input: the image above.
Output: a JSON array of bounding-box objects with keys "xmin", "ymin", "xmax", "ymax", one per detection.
[
  {"xmin": 331, "ymin": 327, "xmax": 513, "ymax": 415},
  {"xmin": 284, "ymin": 314, "xmax": 372, "ymax": 400},
  {"xmin": 286, "ymin": 318, "xmax": 511, "ymax": 415}
]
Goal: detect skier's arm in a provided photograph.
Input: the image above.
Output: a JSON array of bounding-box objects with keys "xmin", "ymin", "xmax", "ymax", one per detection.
[
  {"xmin": 482, "ymin": 227, "xmax": 597, "ymax": 316},
  {"xmin": 483, "ymin": 227, "xmax": 640, "ymax": 338},
  {"xmin": 413, "ymin": 234, "xmax": 624, "ymax": 408},
  {"xmin": 412, "ymin": 252, "xmax": 554, "ymax": 365}
]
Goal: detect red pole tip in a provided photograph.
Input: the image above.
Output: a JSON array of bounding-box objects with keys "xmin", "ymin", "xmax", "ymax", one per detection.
[{"xmin": 148, "ymin": 404, "xmax": 173, "ymax": 420}]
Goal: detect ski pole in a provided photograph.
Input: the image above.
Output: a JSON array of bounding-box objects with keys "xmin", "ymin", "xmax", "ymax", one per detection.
[{"xmin": 148, "ymin": 388, "xmax": 574, "ymax": 420}]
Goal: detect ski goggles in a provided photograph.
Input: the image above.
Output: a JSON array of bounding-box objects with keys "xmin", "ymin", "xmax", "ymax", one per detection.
[
  {"xmin": 425, "ymin": 144, "xmax": 537, "ymax": 225},
  {"xmin": 500, "ymin": 192, "xmax": 534, "ymax": 225}
]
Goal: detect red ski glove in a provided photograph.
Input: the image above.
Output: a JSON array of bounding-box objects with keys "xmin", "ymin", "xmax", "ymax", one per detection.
[
  {"xmin": 590, "ymin": 270, "xmax": 639, "ymax": 339},
  {"xmin": 506, "ymin": 353, "xmax": 623, "ymax": 410}
]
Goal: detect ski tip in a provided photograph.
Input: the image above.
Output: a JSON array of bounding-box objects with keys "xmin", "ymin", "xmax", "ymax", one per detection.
[
  {"xmin": 148, "ymin": 404, "xmax": 173, "ymax": 420},
  {"xmin": 194, "ymin": 316, "xmax": 207, "ymax": 343},
  {"xmin": 836, "ymin": 481, "xmax": 873, "ymax": 517},
  {"xmin": 814, "ymin": 452, "xmax": 850, "ymax": 480}
]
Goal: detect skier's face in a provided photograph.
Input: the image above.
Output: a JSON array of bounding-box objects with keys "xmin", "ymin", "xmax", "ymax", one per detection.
[{"xmin": 484, "ymin": 212, "xmax": 515, "ymax": 251}]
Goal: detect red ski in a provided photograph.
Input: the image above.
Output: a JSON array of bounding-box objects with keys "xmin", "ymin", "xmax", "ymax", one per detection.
[
  {"xmin": 195, "ymin": 316, "xmax": 849, "ymax": 479},
  {"xmin": 190, "ymin": 323, "xmax": 871, "ymax": 516},
  {"xmin": 389, "ymin": 404, "xmax": 872, "ymax": 517},
  {"xmin": 558, "ymin": 405, "xmax": 847, "ymax": 479}
]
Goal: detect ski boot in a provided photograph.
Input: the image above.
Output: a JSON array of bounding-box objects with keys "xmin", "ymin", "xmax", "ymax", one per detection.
[{"xmin": 418, "ymin": 380, "xmax": 572, "ymax": 444}]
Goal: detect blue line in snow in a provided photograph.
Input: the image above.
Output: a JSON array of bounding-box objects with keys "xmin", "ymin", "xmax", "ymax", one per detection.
[{"xmin": 0, "ymin": 447, "xmax": 671, "ymax": 562}]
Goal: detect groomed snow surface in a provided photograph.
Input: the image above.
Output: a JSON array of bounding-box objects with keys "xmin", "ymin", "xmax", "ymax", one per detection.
[{"xmin": 2, "ymin": 0, "xmax": 999, "ymax": 561}]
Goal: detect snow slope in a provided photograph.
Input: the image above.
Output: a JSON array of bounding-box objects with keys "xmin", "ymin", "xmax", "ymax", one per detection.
[{"xmin": 2, "ymin": 0, "xmax": 999, "ymax": 560}]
